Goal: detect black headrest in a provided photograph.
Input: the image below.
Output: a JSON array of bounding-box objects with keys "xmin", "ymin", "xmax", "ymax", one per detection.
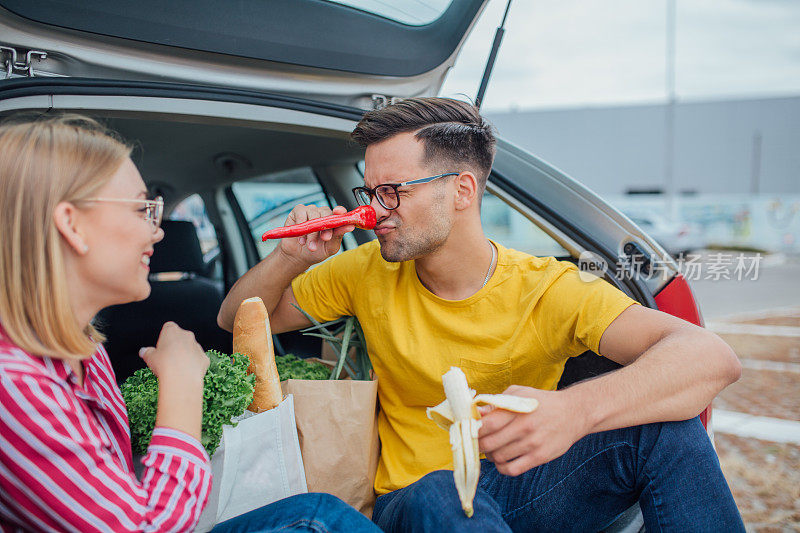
[{"xmin": 150, "ymin": 220, "xmax": 205, "ymax": 274}]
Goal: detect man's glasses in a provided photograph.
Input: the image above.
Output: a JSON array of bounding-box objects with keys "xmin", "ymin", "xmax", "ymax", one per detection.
[
  {"xmin": 352, "ymin": 172, "xmax": 459, "ymax": 211},
  {"xmin": 82, "ymin": 196, "xmax": 164, "ymax": 231}
]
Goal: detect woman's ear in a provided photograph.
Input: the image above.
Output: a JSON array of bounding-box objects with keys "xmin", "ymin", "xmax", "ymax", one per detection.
[
  {"xmin": 53, "ymin": 201, "xmax": 90, "ymax": 255},
  {"xmin": 454, "ymin": 171, "xmax": 479, "ymax": 211}
]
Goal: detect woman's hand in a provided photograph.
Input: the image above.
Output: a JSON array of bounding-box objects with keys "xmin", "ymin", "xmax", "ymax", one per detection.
[
  {"xmin": 139, "ymin": 321, "xmax": 209, "ymax": 386},
  {"xmin": 139, "ymin": 322, "xmax": 209, "ymax": 442}
]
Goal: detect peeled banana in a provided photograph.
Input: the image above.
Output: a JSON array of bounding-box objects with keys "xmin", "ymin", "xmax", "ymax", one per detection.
[{"xmin": 426, "ymin": 367, "xmax": 539, "ymax": 517}]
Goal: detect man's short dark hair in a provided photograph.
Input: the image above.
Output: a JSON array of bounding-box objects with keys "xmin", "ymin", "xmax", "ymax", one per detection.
[{"xmin": 351, "ymin": 97, "xmax": 496, "ymax": 192}]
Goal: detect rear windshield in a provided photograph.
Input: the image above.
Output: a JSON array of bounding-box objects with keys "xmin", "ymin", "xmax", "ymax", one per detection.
[{"xmin": 325, "ymin": 0, "xmax": 453, "ymax": 26}]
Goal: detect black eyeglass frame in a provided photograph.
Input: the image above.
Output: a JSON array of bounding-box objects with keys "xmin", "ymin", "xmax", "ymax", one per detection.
[{"xmin": 352, "ymin": 172, "xmax": 460, "ymax": 211}]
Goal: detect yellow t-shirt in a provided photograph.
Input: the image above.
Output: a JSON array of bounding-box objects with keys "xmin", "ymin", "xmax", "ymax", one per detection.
[{"xmin": 291, "ymin": 240, "xmax": 638, "ymax": 495}]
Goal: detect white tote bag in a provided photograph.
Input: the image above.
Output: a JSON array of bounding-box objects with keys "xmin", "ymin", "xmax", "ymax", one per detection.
[{"xmin": 195, "ymin": 394, "xmax": 308, "ymax": 532}]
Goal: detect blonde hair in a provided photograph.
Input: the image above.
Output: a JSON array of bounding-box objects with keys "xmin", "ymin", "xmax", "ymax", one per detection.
[{"xmin": 0, "ymin": 114, "xmax": 132, "ymax": 359}]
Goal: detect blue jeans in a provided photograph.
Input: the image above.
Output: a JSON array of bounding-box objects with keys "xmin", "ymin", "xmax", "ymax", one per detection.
[
  {"xmin": 211, "ymin": 493, "xmax": 381, "ymax": 532},
  {"xmin": 373, "ymin": 417, "xmax": 744, "ymax": 532}
]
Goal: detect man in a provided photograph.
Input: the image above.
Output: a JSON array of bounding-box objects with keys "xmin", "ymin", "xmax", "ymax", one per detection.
[{"xmin": 218, "ymin": 97, "xmax": 744, "ymax": 531}]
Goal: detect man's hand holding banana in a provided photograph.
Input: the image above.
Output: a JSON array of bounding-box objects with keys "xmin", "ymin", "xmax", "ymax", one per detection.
[{"xmin": 478, "ymin": 385, "xmax": 593, "ymax": 477}]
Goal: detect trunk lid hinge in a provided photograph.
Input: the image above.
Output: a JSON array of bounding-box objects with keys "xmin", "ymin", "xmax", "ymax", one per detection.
[
  {"xmin": 371, "ymin": 94, "xmax": 403, "ymax": 110},
  {"xmin": 1, "ymin": 46, "xmax": 50, "ymax": 78}
]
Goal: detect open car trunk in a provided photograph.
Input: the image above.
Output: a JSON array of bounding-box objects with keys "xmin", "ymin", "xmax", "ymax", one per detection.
[{"xmin": 0, "ymin": 0, "xmax": 488, "ymax": 107}]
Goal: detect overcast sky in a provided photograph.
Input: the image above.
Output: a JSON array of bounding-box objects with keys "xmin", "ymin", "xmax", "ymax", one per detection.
[{"xmin": 439, "ymin": 0, "xmax": 800, "ymax": 111}]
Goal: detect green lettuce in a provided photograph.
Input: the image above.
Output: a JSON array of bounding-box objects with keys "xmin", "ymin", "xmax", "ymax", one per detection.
[
  {"xmin": 121, "ymin": 350, "xmax": 255, "ymax": 456},
  {"xmin": 275, "ymin": 353, "xmax": 330, "ymax": 381}
]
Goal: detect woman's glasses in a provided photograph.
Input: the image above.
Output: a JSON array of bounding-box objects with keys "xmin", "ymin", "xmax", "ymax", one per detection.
[{"xmin": 82, "ymin": 196, "xmax": 164, "ymax": 231}]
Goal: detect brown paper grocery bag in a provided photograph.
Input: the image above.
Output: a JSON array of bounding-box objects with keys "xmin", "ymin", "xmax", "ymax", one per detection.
[{"xmin": 281, "ymin": 378, "xmax": 380, "ymax": 517}]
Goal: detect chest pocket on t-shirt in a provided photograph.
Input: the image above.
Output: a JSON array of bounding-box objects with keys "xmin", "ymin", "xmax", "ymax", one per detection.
[{"xmin": 459, "ymin": 357, "xmax": 512, "ymax": 395}]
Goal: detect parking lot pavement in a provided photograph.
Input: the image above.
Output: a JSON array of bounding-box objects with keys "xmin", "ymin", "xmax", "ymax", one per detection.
[
  {"xmin": 701, "ymin": 297, "xmax": 800, "ymax": 531},
  {"xmin": 714, "ymin": 410, "xmax": 800, "ymax": 444},
  {"xmin": 689, "ymin": 253, "xmax": 800, "ymax": 321},
  {"xmin": 707, "ymin": 322, "xmax": 800, "ymax": 337},
  {"xmin": 714, "ymin": 434, "xmax": 800, "ymax": 531},
  {"xmin": 709, "ymin": 304, "xmax": 799, "ymax": 432}
]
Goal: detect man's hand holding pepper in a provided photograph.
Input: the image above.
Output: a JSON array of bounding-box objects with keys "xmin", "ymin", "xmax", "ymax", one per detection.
[
  {"xmin": 280, "ymin": 204, "xmax": 355, "ymax": 267},
  {"xmin": 478, "ymin": 385, "xmax": 593, "ymax": 477},
  {"xmin": 216, "ymin": 203, "xmax": 356, "ymax": 333}
]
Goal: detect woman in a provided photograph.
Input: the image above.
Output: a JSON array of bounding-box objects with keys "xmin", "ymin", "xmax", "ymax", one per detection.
[{"xmin": 0, "ymin": 115, "xmax": 378, "ymax": 533}]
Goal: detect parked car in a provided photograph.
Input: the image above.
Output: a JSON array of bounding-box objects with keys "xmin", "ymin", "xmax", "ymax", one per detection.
[
  {"xmin": 622, "ymin": 209, "xmax": 706, "ymax": 259},
  {"xmin": 0, "ymin": 1, "xmax": 710, "ymax": 531}
]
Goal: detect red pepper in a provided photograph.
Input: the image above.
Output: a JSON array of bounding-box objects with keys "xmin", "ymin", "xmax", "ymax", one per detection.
[{"xmin": 261, "ymin": 206, "xmax": 377, "ymax": 241}]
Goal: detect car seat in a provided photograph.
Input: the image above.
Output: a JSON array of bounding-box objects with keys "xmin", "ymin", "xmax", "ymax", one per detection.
[
  {"xmin": 557, "ymin": 351, "xmax": 622, "ymax": 389},
  {"xmin": 96, "ymin": 220, "xmax": 232, "ymax": 383}
]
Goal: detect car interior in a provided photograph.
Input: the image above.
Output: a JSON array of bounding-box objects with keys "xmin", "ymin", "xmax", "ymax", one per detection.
[
  {"xmin": 96, "ymin": 220, "xmax": 232, "ymax": 381},
  {"xmin": 48, "ymin": 112, "xmax": 626, "ymax": 388},
  {"xmin": 81, "ymin": 114, "xmax": 364, "ymax": 381}
]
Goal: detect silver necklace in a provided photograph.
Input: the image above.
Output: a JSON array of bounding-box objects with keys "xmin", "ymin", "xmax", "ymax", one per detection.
[{"xmin": 481, "ymin": 242, "xmax": 496, "ymax": 288}]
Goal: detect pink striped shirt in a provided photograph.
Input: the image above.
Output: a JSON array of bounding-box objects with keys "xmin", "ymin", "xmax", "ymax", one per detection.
[{"xmin": 0, "ymin": 329, "xmax": 212, "ymax": 532}]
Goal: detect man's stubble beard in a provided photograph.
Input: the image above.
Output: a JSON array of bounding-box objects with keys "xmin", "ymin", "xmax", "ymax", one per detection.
[{"xmin": 378, "ymin": 198, "xmax": 453, "ymax": 263}]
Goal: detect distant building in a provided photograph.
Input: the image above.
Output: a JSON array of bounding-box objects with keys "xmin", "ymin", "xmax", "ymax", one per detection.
[{"xmin": 487, "ymin": 95, "xmax": 800, "ymax": 196}]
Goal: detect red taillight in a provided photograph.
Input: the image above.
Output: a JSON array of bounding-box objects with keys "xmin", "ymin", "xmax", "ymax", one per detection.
[
  {"xmin": 654, "ymin": 274, "xmax": 704, "ymax": 327},
  {"xmin": 654, "ymin": 274, "xmax": 711, "ymax": 429}
]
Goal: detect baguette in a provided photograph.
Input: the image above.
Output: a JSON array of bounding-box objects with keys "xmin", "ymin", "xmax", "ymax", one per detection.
[{"xmin": 232, "ymin": 296, "xmax": 282, "ymax": 412}]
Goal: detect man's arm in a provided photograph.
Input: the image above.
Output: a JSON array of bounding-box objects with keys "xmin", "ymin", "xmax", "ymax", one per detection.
[
  {"xmin": 571, "ymin": 304, "xmax": 741, "ymax": 433},
  {"xmin": 217, "ymin": 246, "xmax": 311, "ymax": 334},
  {"xmin": 479, "ymin": 305, "xmax": 742, "ymax": 476},
  {"xmin": 217, "ymin": 204, "xmax": 355, "ymax": 333}
]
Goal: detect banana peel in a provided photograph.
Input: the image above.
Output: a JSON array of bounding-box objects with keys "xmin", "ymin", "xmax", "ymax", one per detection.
[{"xmin": 426, "ymin": 367, "xmax": 539, "ymax": 517}]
